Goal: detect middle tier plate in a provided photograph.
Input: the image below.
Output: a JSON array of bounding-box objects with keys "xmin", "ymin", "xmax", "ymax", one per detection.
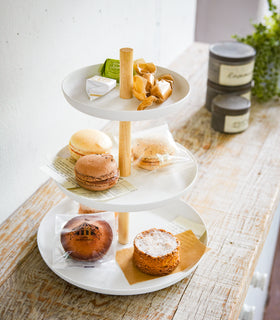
[{"xmin": 53, "ymin": 143, "xmax": 197, "ymax": 212}]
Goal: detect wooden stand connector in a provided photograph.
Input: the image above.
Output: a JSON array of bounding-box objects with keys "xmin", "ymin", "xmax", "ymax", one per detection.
[
  {"xmin": 118, "ymin": 122, "xmax": 131, "ymax": 244},
  {"xmin": 119, "ymin": 121, "xmax": 131, "ymax": 177},
  {"xmin": 120, "ymin": 48, "xmax": 133, "ymax": 99},
  {"xmin": 118, "ymin": 212, "xmax": 130, "ymax": 245},
  {"xmin": 118, "ymin": 48, "xmax": 133, "ymax": 244}
]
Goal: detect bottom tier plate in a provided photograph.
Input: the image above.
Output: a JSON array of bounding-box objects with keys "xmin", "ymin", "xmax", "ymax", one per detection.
[{"xmin": 37, "ymin": 198, "xmax": 208, "ymax": 295}]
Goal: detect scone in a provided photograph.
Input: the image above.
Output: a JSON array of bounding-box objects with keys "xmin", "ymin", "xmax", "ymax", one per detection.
[
  {"xmin": 60, "ymin": 215, "xmax": 113, "ymax": 262},
  {"xmin": 69, "ymin": 129, "xmax": 112, "ymax": 160},
  {"xmin": 133, "ymin": 228, "xmax": 180, "ymax": 276},
  {"xmin": 132, "ymin": 136, "xmax": 176, "ymax": 170},
  {"xmin": 74, "ymin": 154, "xmax": 119, "ymax": 191}
]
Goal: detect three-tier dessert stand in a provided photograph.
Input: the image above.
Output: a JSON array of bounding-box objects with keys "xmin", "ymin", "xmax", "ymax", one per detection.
[{"xmin": 37, "ymin": 48, "xmax": 208, "ymax": 295}]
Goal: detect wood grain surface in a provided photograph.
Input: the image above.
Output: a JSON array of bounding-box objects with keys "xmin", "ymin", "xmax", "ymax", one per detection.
[{"xmin": 1, "ymin": 43, "xmax": 280, "ymax": 320}]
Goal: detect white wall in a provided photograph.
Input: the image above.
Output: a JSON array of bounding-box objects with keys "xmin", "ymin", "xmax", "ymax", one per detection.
[
  {"xmin": 0, "ymin": 0, "xmax": 196, "ymax": 223},
  {"xmin": 195, "ymin": 0, "xmax": 262, "ymax": 43}
]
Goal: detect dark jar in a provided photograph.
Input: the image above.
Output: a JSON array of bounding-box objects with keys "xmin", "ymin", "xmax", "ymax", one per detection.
[
  {"xmin": 208, "ymin": 41, "xmax": 256, "ymax": 87},
  {"xmin": 211, "ymin": 95, "xmax": 251, "ymax": 134},
  {"xmin": 205, "ymin": 80, "xmax": 252, "ymax": 112}
]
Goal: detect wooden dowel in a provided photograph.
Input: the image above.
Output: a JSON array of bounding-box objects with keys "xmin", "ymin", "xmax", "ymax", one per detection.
[
  {"xmin": 118, "ymin": 212, "xmax": 129, "ymax": 245},
  {"xmin": 119, "ymin": 121, "xmax": 131, "ymax": 177},
  {"xmin": 118, "ymin": 48, "xmax": 133, "ymax": 245},
  {"xmin": 118, "ymin": 122, "xmax": 131, "ymax": 244},
  {"xmin": 120, "ymin": 48, "xmax": 133, "ymax": 99}
]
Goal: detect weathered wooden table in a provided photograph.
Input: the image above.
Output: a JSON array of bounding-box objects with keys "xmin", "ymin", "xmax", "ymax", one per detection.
[{"xmin": 1, "ymin": 43, "xmax": 280, "ymax": 320}]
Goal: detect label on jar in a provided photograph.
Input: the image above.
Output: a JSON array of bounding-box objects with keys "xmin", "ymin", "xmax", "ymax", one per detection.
[
  {"xmin": 219, "ymin": 61, "xmax": 254, "ymax": 86},
  {"xmin": 224, "ymin": 112, "xmax": 250, "ymax": 133}
]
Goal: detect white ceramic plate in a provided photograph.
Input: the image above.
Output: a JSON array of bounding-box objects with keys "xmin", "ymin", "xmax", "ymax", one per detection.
[
  {"xmin": 62, "ymin": 64, "xmax": 190, "ymax": 121},
  {"xmin": 53, "ymin": 143, "xmax": 197, "ymax": 212},
  {"xmin": 37, "ymin": 198, "xmax": 208, "ymax": 295}
]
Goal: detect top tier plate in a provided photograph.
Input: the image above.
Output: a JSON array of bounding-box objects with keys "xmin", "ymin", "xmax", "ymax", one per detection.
[{"xmin": 62, "ymin": 64, "xmax": 190, "ymax": 121}]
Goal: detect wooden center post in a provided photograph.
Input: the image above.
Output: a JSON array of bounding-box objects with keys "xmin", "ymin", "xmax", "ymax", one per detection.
[{"xmin": 118, "ymin": 47, "xmax": 133, "ymax": 245}]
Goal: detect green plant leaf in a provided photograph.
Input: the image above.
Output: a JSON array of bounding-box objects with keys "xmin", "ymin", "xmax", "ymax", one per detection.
[{"xmin": 233, "ymin": 0, "xmax": 280, "ymax": 101}]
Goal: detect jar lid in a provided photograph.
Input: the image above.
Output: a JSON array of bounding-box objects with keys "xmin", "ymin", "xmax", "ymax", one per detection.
[
  {"xmin": 212, "ymin": 95, "xmax": 251, "ymax": 115},
  {"xmin": 207, "ymin": 79, "xmax": 252, "ymax": 92},
  {"xmin": 209, "ymin": 41, "xmax": 256, "ymax": 62}
]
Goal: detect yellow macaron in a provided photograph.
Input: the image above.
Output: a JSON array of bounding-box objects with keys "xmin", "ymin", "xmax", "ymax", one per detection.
[{"xmin": 69, "ymin": 129, "xmax": 112, "ymax": 160}]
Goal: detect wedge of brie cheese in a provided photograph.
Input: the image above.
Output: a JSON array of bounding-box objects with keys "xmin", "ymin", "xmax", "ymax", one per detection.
[{"xmin": 86, "ymin": 75, "xmax": 116, "ymax": 100}]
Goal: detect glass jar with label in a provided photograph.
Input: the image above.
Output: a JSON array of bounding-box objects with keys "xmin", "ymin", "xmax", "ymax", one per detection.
[
  {"xmin": 205, "ymin": 80, "xmax": 252, "ymax": 111},
  {"xmin": 211, "ymin": 95, "xmax": 251, "ymax": 134},
  {"xmin": 208, "ymin": 41, "xmax": 256, "ymax": 87}
]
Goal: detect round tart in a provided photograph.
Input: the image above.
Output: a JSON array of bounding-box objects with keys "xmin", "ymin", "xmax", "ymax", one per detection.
[
  {"xmin": 60, "ymin": 215, "xmax": 113, "ymax": 261},
  {"xmin": 133, "ymin": 228, "xmax": 180, "ymax": 276}
]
